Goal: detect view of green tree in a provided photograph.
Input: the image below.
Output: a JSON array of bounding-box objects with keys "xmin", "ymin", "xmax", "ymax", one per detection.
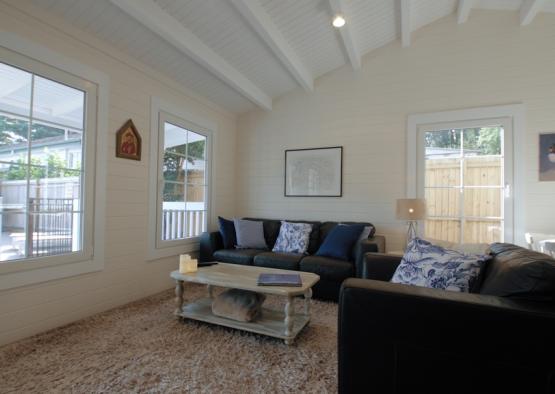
[
  {"xmin": 0, "ymin": 115, "xmax": 64, "ymax": 145},
  {"xmin": 3, "ymin": 154, "xmax": 79, "ymax": 180},
  {"xmin": 163, "ymin": 139, "xmax": 205, "ymax": 201},
  {"xmin": 425, "ymin": 127, "xmax": 501, "ymax": 155}
]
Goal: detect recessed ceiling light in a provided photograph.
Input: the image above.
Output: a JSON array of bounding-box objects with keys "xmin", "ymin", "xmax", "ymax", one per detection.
[{"xmin": 332, "ymin": 15, "xmax": 346, "ymax": 28}]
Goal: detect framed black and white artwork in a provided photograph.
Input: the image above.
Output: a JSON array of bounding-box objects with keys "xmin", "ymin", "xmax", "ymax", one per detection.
[
  {"xmin": 284, "ymin": 146, "xmax": 343, "ymax": 197},
  {"xmin": 539, "ymin": 132, "xmax": 555, "ymax": 181}
]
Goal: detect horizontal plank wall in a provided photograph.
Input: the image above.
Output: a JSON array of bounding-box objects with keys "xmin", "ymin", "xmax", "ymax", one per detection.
[
  {"xmin": 0, "ymin": 1, "xmax": 237, "ymax": 345},
  {"xmin": 236, "ymin": 10, "xmax": 555, "ymax": 252}
]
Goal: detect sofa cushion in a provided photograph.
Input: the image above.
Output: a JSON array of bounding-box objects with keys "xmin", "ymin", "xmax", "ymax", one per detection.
[
  {"xmin": 391, "ymin": 238, "xmax": 490, "ymax": 293},
  {"xmin": 218, "ymin": 216, "xmax": 236, "ymax": 249},
  {"xmin": 233, "ymin": 219, "xmax": 267, "ymax": 249},
  {"xmin": 272, "ymin": 221, "xmax": 313, "ymax": 254},
  {"xmin": 213, "ymin": 249, "xmax": 261, "ymax": 265},
  {"xmin": 244, "ymin": 218, "xmax": 321, "ymax": 254},
  {"xmin": 253, "ymin": 252, "xmax": 304, "ymax": 271},
  {"xmin": 300, "ymin": 255, "xmax": 354, "ymax": 281},
  {"xmin": 242, "ymin": 218, "xmax": 281, "ymax": 249},
  {"xmin": 480, "ymin": 243, "xmax": 555, "ymax": 301},
  {"xmin": 316, "ymin": 224, "xmax": 365, "ymax": 261}
]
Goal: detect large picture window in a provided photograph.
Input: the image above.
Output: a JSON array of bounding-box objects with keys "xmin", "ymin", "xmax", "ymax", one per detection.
[
  {"xmin": 154, "ymin": 111, "xmax": 210, "ymax": 251},
  {"xmin": 0, "ymin": 48, "xmax": 96, "ymax": 267}
]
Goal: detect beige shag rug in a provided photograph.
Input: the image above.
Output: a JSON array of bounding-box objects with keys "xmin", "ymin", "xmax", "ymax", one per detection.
[{"xmin": 0, "ymin": 284, "xmax": 338, "ymax": 393}]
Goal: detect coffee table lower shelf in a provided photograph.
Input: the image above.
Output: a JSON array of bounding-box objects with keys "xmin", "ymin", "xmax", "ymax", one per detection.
[{"xmin": 176, "ymin": 297, "xmax": 310, "ymax": 345}]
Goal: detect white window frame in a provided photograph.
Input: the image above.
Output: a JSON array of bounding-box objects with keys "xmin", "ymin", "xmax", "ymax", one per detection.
[
  {"xmin": 148, "ymin": 97, "xmax": 214, "ymax": 260},
  {"xmin": 407, "ymin": 104, "xmax": 526, "ymax": 246},
  {"xmin": 0, "ymin": 33, "xmax": 108, "ymax": 290}
]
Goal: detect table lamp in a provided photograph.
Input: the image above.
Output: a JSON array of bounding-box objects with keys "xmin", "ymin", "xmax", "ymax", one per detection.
[{"xmin": 396, "ymin": 198, "xmax": 426, "ymax": 247}]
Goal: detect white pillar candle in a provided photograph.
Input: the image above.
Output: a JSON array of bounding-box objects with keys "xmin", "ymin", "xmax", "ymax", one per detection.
[
  {"xmin": 179, "ymin": 254, "xmax": 190, "ymax": 273},
  {"xmin": 179, "ymin": 254, "xmax": 197, "ymax": 273}
]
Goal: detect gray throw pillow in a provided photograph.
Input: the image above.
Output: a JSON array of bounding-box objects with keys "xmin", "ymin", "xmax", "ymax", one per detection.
[{"xmin": 233, "ymin": 219, "xmax": 267, "ymax": 249}]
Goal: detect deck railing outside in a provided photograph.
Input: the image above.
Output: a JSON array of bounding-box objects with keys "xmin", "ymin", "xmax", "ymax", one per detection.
[{"xmin": 162, "ymin": 209, "xmax": 206, "ymax": 241}]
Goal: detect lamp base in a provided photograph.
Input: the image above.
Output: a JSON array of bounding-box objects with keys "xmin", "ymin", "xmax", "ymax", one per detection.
[{"xmin": 405, "ymin": 221, "xmax": 418, "ymax": 250}]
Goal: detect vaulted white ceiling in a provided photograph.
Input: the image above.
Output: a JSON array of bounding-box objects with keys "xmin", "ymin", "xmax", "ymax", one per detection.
[{"xmin": 29, "ymin": 0, "xmax": 555, "ymax": 114}]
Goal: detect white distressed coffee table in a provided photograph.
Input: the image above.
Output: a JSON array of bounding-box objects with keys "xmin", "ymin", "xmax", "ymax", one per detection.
[{"xmin": 170, "ymin": 263, "xmax": 320, "ymax": 345}]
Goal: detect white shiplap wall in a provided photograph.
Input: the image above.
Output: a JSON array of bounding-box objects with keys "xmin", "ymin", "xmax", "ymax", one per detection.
[
  {"xmin": 236, "ymin": 10, "xmax": 555, "ymax": 252},
  {"xmin": 0, "ymin": 1, "xmax": 237, "ymax": 346}
]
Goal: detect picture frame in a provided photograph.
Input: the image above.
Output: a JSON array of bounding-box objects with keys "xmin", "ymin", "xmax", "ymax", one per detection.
[
  {"xmin": 539, "ymin": 132, "xmax": 555, "ymax": 181},
  {"xmin": 284, "ymin": 146, "xmax": 343, "ymax": 197},
  {"xmin": 115, "ymin": 119, "xmax": 142, "ymax": 161}
]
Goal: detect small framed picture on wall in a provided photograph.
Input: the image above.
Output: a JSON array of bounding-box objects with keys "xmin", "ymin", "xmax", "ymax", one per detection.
[{"xmin": 539, "ymin": 132, "xmax": 555, "ymax": 181}]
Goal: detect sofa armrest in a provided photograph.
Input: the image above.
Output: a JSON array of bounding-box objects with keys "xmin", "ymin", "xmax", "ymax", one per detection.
[
  {"xmin": 353, "ymin": 235, "xmax": 386, "ymax": 277},
  {"xmin": 338, "ymin": 278, "xmax": 555, "ymax": 394},
  {"xmin": 361, "ymin": 252, "xmax": 402, "ymax": 281},
  {"xmin": 199, "ymin": 231, "xmax": 223, "ymax": 262}
]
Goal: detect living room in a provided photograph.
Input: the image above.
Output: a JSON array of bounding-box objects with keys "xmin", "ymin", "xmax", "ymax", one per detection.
[{"xmin": 1, "ymin": 0, "xmax": 554, "ymax": 392}]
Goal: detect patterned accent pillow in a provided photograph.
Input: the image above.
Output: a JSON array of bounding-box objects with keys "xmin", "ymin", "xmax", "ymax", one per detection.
[
  {"xmin": 391, "ymin": 238, "xmax": 491, "ymax": 292},
  {"xmin": 272, "ymin": 221, "xmax": 313, "ymax": 254}
]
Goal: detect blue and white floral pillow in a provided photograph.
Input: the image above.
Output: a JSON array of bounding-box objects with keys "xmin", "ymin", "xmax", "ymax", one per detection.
[
  {"xmin": 391, "ymin": 238, "xmax": 491, "ymax": 292},
  {"xmin": 272, "ymin": 221, "xmax": 313, "ymax": 254}
]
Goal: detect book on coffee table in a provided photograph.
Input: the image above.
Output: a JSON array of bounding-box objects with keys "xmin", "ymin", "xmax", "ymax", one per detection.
[{"xmin": 257, "ymin": 273, "xmax": 302, "ymax": 287}]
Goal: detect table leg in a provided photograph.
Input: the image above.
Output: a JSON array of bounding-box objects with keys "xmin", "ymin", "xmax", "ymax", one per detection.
[
  {"xmin": 175, "ymin": 280, "xmax": 184, "ymax": 317},
  {"xmin": 207, "ymin": 284, "xmax": 214, "ymax": 299},
  {"xmin": 304, "ymin": 288, "xmax": 312, "ymax": 317},
  {"xmin": 284, "ymin": 295, "xmax": 294, "ymax": 345}
]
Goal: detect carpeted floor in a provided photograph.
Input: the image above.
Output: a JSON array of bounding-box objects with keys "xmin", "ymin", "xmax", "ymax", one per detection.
[{"xmin": 0, "ymin": 284, "xmax": 338, "ymax": 393}]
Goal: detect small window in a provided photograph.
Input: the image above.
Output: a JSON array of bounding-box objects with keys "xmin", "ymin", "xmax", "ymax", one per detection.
[
  {"xmin": 155, "ymin": 111, "xmax": 210, "ymax": 250},
  {"xmin": 0, "ymin": 50, "xmax": 96, "ymax": 266}
]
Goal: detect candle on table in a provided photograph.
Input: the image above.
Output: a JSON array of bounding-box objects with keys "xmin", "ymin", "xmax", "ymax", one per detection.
[{"xmin": 179, "ymin": 254, "xmax": 198, "ymax": 273}]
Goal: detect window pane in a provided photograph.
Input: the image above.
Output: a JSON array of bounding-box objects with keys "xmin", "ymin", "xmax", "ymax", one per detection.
[
  {"xmin": 163, "ymin": 182, "xmax": 185, "ymax": 203},
  {"xmin": 424, "ymin": 219, "xmax": 460, "ymax": 243},
  {"xmin": 463, "ymin": 127, "xmax": 502, "ymax": 156},
  {"xmin": 425, "ymin": 129, "xmax": 461, "ymax": 153},
  {"xmin": 425, "ymin": 158, "xmax": 460, "ymax": 187},
  {"xmin": 0, "ymin": 212, "xmax": 27, "ymax": 261},
  {"xmin": 163, "ymin": 152, "xmax": 186, "ymax": 182},
  {"xmin": 164, "ymin": 122, "xmax": 187, "ymax": 154},
  {"xmin": 463, "ymin": 157, "xmax": 502, "ymax": 186},
  {"xmin": 32, "ymin": 76, "xmax": 84, "ymax": 130},
  {"xmin": 425, "ymin": 188, "xmax": 460, "ymax": 218},
  {"xmin": 464, "ymin": 220, "xmax": 502, "ymax": 243},
  {"xmin": 463, "ymin": 188, "xmax": 502, "ymax": 218},
  {"xmin": 162, "ymin": 182, "xmax": 186, "ymax": 241},
  {"xmin": 0, "ymin": 63, "xmax": 32, "ymax": 117},
  {"xmin": 0, "ymin": 115, "xmax": 29, "ymax": 165},
  {"xmin": 187, "ymin": 131, "xmax": 205, "ymax": 160},
  {"xmin": 27, "ymin": 165, "xmax": 82, "ymax": 257},
  {"xmin": 187, "ymin": 184, "xmax": 205, "ymax": 205}
]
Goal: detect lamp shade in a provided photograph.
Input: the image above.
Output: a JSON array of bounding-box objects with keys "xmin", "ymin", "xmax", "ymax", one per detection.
[{"xmin": 396, "ymin": 199, "xmax": 426, "ymax": 221}]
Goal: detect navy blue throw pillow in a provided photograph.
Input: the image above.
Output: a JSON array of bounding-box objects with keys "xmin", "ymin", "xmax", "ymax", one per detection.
[
  {"xmin": 218, "ymin": 216, "xmax": 236, "ymax": 249},
  {"xmin": 316, "ymin": 224, "xmax": 365, "ymax": 261}
]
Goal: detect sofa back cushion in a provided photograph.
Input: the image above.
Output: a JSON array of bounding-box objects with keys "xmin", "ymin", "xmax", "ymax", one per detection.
[
  {"xmin": 233, "ymin": 219, "xmax": 267, "ymax": 249},
  {"xmin": 243, "ymin": 218, "xmax": 321, "ymax": 254},
  {"xmin": 480, "ymin": 243, "xmax": 555, "ymax": 301}
]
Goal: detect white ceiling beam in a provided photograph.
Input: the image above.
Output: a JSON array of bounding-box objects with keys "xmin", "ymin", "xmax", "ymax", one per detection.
[
  {"xmin": 457, "ymin": 0, "xmax": 474, "ymax": 24},
  {"xmin": 520, "ymin": 0, "xmax": 545, "ymax": 26},
  {"xmin": 328, "ymin": 0, "xmax": 361, "ymax": 70},
  {"xmin": 230, "ymin": 0, "xmax": 313, "ymax": 92},
  {"xmin": 110, "ymin": 0, "xmax": 272, "ymax": 110},
  {"xmin": 399, "ymin": 0, "xmax": 411, "ymax": 47}
]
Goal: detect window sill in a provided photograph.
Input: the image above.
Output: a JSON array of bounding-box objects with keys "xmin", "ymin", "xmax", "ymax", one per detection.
[{"xmin": 147, "ymin": 240, "xmax": 200, "ymax": 262}]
